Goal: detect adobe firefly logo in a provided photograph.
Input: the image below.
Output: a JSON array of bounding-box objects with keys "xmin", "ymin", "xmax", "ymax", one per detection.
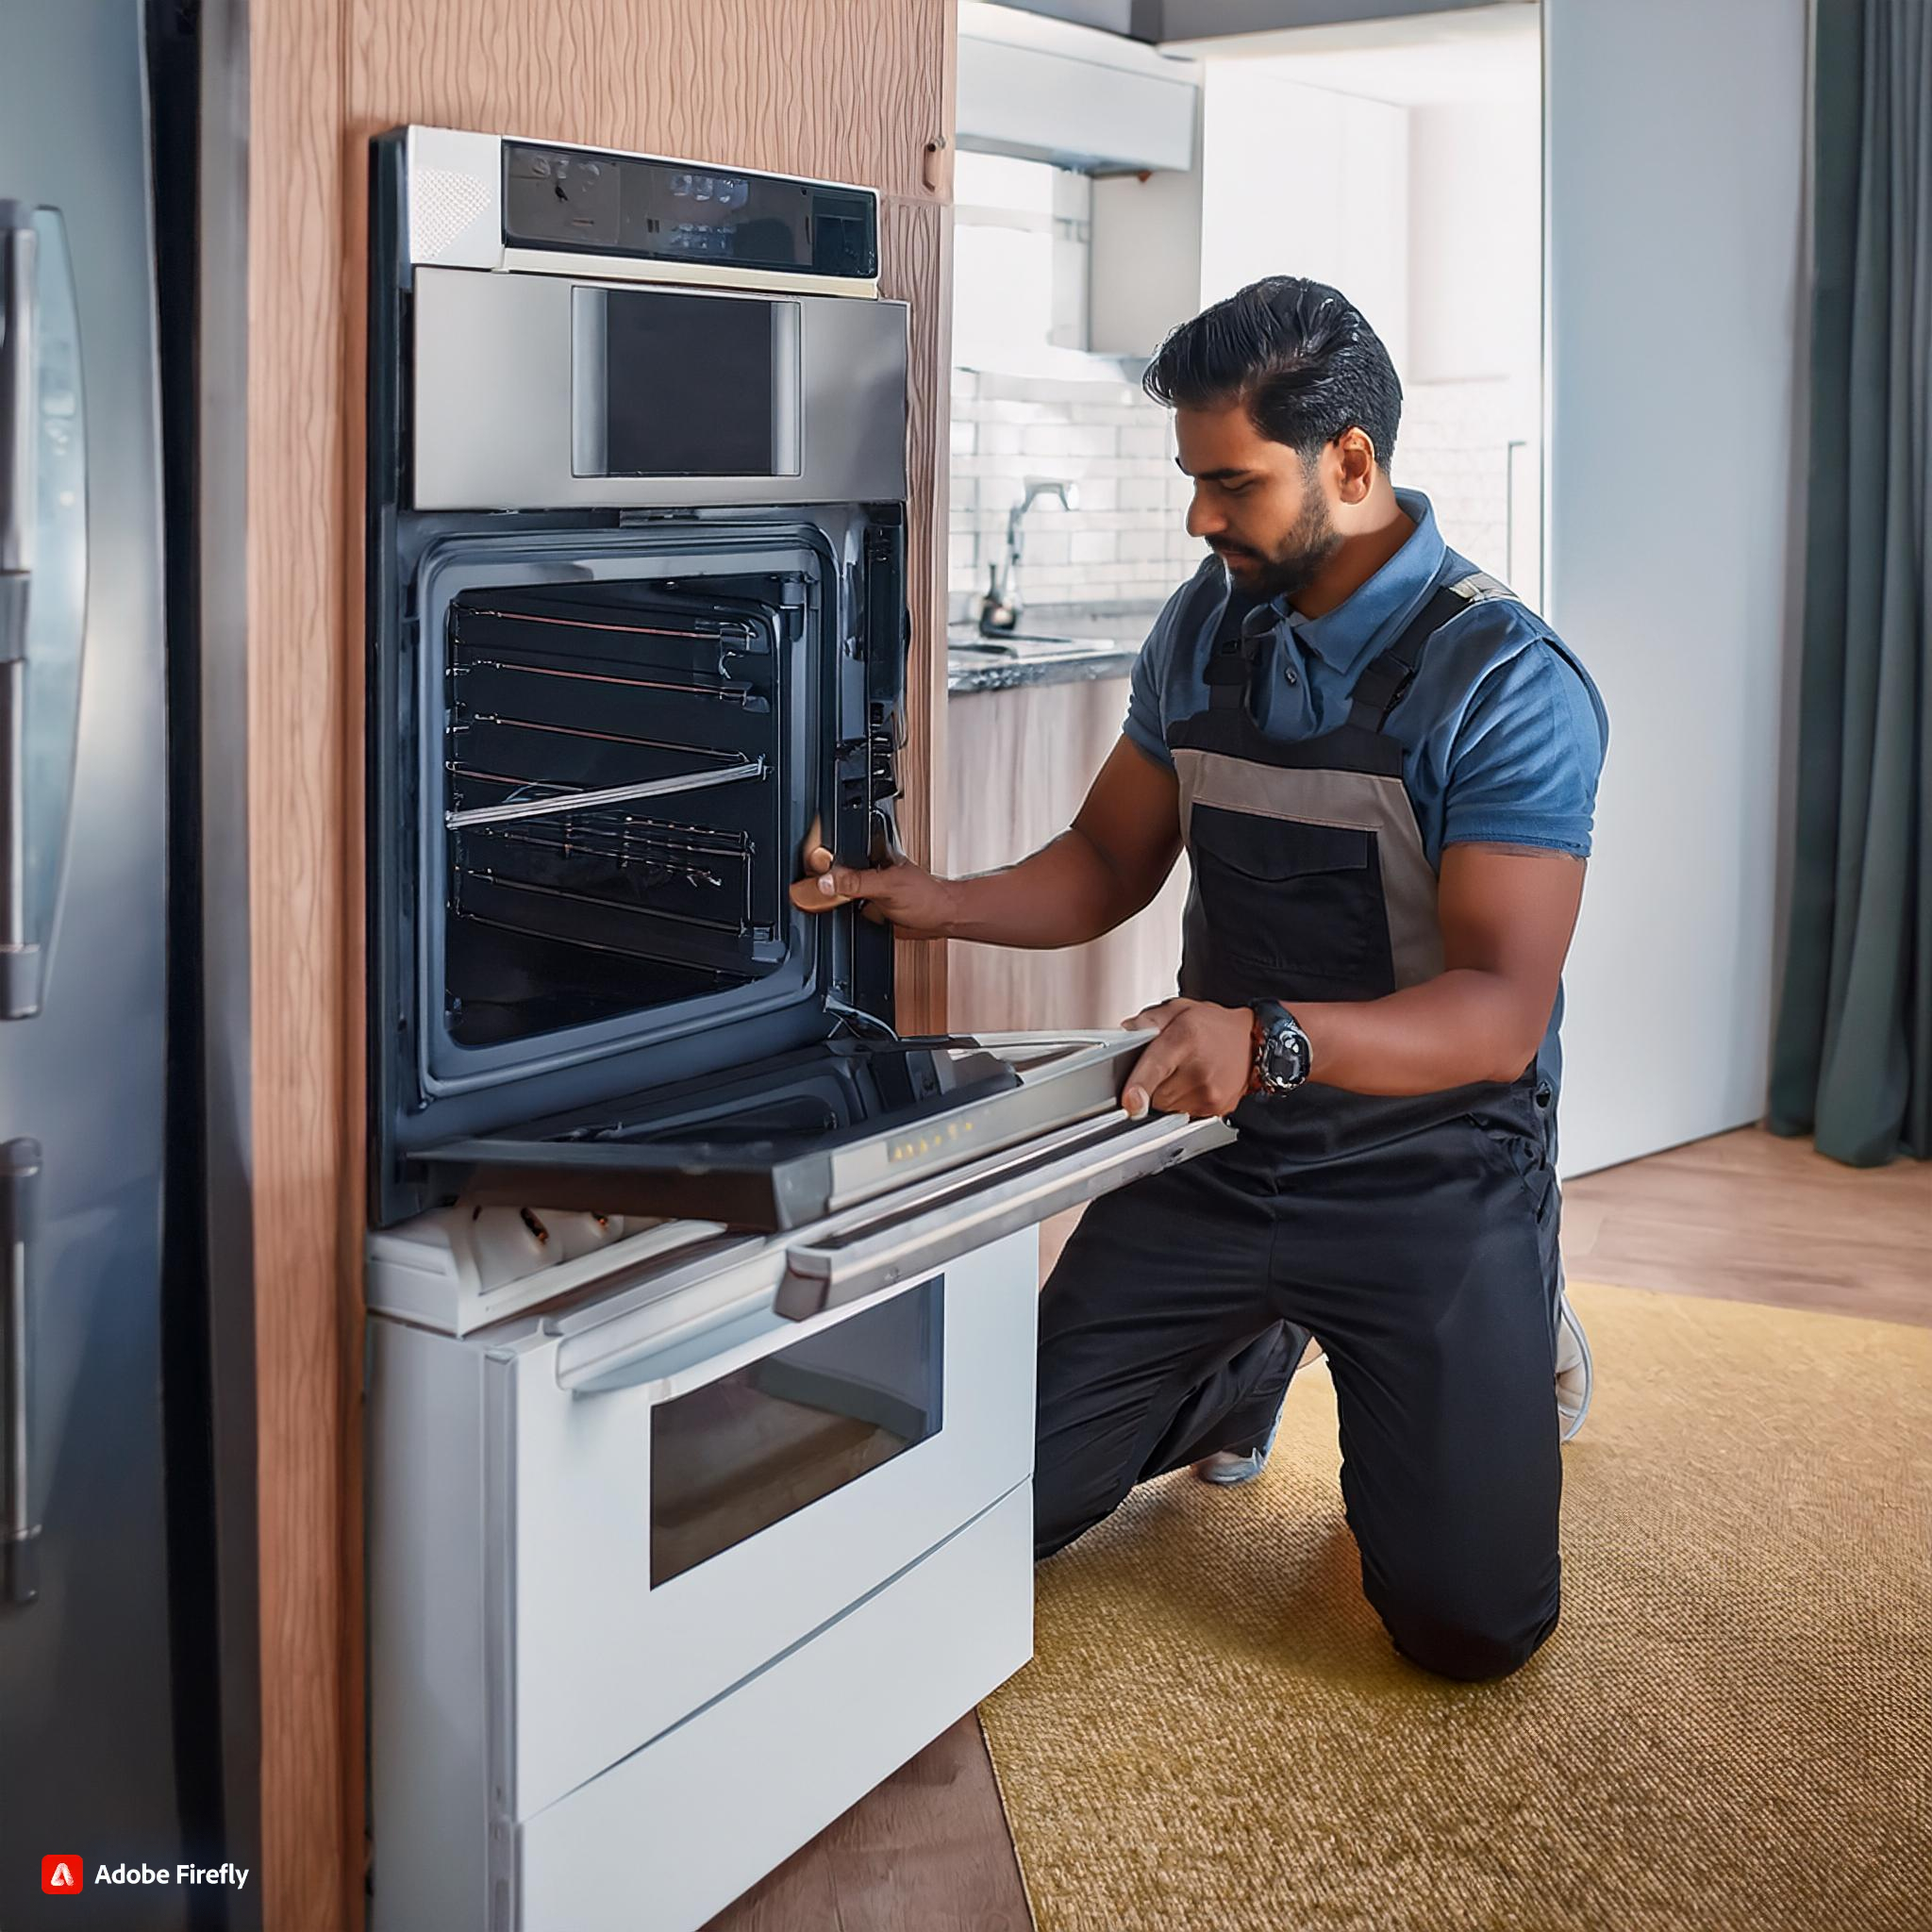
[{"xmin": 42, "ymin": 1855, "xmax": 85, "ymax": 1894}]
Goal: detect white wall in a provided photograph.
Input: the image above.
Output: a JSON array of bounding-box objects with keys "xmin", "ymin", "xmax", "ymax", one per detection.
[
  {"xmin": 1090, "ymin": 159, "xmax": 1204, "ymax": 356},
  {"xmin": 1543, "ymin": 0, "xmax": 1809, "ymax": 1176},
  {"xmin": 1196, "ymin": 62, "xmax": 1410, "ymax": 372},
  {"xmin": 1407, "ymin": 100, "xmax": 1540, "ymax": 384}
]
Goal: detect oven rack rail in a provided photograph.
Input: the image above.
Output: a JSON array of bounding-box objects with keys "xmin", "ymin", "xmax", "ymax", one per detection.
[
  {"xmin": 443, "ymin": 756, "xmax": 767, "ymax": 831},
  {"xmin": 447, "ymin": 650, "xmax": 763, "ymax": 708}
]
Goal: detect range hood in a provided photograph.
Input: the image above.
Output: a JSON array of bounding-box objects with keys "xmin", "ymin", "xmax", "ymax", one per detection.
[{"xmin": 957, "ymin": 1, "xmax": 1199, "ymax": 174}]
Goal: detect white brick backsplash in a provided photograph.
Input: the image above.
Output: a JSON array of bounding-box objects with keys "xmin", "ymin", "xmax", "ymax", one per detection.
[
  {"xmin": 1071, "ymin": 402, "xmax": 1142, "ymax": 427},
  {"xmin": 976, "ymin": 398, "xmax": 1056, "ymax": 425},
  {"xmin": 1019, "ymin": 425, "xmax": 1074, "ymax": 458},
  {"xmin": 974, "ymin": 369, "xmax": 1098, "ymax": 406},
  {"xmin": 951, "ymin": 454, "xmax": 1032, "ymax": 484},
  {"xmin": 1117, "ymin": 423, "xmax": 1172, "ymax": 460},
  {"xmin": 952, "ymin": 364, "xmax": 1528, "ymax": 609},
  {"xmin": 947, "ymin": 361, "xmax": 1213, "ymax": 607}
]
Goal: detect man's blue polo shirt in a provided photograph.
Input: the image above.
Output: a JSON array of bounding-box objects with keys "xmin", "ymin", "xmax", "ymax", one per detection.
[{"xmin": 1124, "ymin": 488, "xmax": 1608, "ymax": 1107}]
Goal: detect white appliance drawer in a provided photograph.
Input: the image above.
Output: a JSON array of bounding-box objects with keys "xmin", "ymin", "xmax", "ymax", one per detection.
[
  {"xmin": 513, "ymin": 1479, "xmax": 1033, "ymax": 1932},
  {"xmin": 500, "ymin": 1224, "xmax": 1036, "ymax": 1818},
  {"xmin": 370, "ymin": 1224, "xmax": 1038, "ymax": 1876}
]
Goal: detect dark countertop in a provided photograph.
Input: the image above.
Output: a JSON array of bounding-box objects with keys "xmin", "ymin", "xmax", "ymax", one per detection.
[
  {"xmin": 945, "ymin": 606, "xmax": 1162, "ymax": 695},
  {"xmin": 947, "ymin": 641, "xmax": 1141, "ymax": 693}
]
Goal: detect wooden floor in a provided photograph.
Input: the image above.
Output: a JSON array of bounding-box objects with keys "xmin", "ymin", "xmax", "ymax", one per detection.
[{"xmin": 704, "ymin": 1126, "xmax": 1930, "ymax": 1931}]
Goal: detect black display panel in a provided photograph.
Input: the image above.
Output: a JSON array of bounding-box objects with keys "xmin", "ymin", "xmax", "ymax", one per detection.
[
  {"xmin": 600, "ymin": 289, "xmax": 783, "ymax": 477},
  {"xmin": 504, "ymin": 142, "xmax": 878, "ymax": 279}
]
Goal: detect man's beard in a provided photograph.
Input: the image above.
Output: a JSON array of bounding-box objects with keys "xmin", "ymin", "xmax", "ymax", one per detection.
[{"xmin": 1211, "ymin": 489, "xmax": 1341, "ymax": 603}]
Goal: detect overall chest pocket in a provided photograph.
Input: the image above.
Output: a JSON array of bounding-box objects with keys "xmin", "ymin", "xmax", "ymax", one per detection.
[{"xmin": 1184, "ymin": 805, "xmax": 1396, "ymax": 1002}]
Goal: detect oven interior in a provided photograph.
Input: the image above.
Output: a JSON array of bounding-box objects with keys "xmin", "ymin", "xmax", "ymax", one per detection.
[{"xmin": 440, "ymin": 572, "xmax": 802, "ymax": 1053}]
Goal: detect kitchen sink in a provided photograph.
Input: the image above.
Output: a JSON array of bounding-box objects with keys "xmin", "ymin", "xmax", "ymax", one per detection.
[
  {"xmin": 948, "ymin": 607, "xmax": 1163, "ymax": 661},
  {"xmin": 949, "ymin": 632, "xmax": 1096, "ymax": 660}
]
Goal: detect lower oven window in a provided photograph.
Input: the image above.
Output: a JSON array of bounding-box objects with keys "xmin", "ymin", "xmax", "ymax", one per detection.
[
  {"xmin": 650, "ymin": 1277, "xmax": 942, "ymax": 1587},
  {"xmin": 441, "ymin": 578, "xmax": 794, "ymax": 1050}
]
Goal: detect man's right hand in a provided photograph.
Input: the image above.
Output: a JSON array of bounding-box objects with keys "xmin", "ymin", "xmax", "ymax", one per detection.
[
  {"xmin": 790, "ymin": 829, "xmax": 957, "ymax": 941},
  {"xmin": 784, "ymin": 735, "xmax": 1182, "ymax": 953}
]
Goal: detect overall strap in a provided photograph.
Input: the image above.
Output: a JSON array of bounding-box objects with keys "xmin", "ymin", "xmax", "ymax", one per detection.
[
  {"xmin": 1344, "ymin": 575, "xmax": 1497, "ymax": 732},
  {"xmin": 1205, "ymin": 595, "xmax": 1278, "ymax": 710}
]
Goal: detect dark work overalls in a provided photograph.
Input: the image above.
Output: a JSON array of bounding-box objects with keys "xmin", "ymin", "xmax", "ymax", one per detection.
[{"xmin": 1033, "ymin": 566, "xmax": 1567, "ymax": 1682}]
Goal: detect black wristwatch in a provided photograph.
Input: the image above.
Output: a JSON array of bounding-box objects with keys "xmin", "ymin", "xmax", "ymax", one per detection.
[{"xmin": 1248, "ymin": 1000, "xmax": 1313, "ymax": 1096}]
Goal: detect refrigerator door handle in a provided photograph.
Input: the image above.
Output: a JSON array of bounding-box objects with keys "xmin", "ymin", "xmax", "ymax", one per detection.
[
  {"xmin": 0, "ymin": 208, "xmax": 38, "ymax": 1013},
  {"xmin": 2, "ymin": 1137, "xmax": 41, "ymax": 1606},
  {"xmin": 0, "ymin": 205, "xmax": 32, "ymax": 577}
]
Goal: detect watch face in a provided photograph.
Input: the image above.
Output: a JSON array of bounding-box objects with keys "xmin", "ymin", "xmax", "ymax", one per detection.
[
  {"xmin": 1258, "ymin": 1014, "xmax": 1307, "ymax": 1091},
  {"xmin": 1263, "ymin": 1035, "xmax": 1294, "ymax": 1086}
]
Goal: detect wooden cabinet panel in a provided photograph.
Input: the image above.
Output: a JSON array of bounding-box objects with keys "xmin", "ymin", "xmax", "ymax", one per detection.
[
  {"xmin": 245, "ymin": 2, "xmax": 351, "ymax": 1926},
  {"xmin": 343, "ymin": 0, "xmax": 950, "ymax": 201},
  {"xmin": 244, "ymin": 6, "xmax": 956, "ymax": 1927},
  {"xmin": 945, "ymin": 679, "xmax": 1190, "ymax": 1035}
]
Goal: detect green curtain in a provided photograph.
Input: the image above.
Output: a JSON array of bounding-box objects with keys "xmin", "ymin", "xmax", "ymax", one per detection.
[{"xmin": 1768, "ymin": 0, "xmax": 1929, "ymax": 1166}]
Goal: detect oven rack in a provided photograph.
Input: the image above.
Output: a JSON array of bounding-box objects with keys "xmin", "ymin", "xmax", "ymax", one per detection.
[
  {"xmin": 448, "ymin": 651, "xmax": 762, "ymax": 708},
  {"xmin": 452, "ymin": 808, "xmax": 761, "ymax": 940},
  {"xmin": 457, "ymin": 603, "xmax": 760, "ymax": 648}
]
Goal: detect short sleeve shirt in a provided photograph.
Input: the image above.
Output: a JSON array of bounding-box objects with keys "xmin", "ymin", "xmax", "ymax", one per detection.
[{"xmin": 1123, "ymin": 489, "xmax": 1609, "ymax": 1099}]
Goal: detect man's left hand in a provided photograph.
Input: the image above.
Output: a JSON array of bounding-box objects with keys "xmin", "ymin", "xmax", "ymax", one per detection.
[{"xmin": 1119, "ymin": 998, "xmax": 1253, "ymax": 1120}]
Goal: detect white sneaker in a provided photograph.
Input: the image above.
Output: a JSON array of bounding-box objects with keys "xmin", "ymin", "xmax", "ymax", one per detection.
[
  {"xmin": 1556, "ymin": 1294, "xmax": 1592, "ymax": 1441},
  {"xmin": 1192, "ymin": 1329, "xmax": 1317, "ymax": 1484},
  {"xmin": 1193, "ymin": 1413, "xmax": 1282, "ymax": 1486}
]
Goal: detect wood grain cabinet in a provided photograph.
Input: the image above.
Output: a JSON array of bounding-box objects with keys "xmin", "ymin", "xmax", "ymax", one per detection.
[
  {"xmin": 242, "ymin": 5, "xmax": 958, "ymax": 1924},
  {"xmin": 945, "ymin": 673, "xmax": 1189, "ymax": 1034}
]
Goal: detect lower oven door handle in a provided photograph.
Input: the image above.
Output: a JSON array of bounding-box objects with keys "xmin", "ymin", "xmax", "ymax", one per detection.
[{"xmin": 774, "ymin": 1110, "xmax": 1234, "ymax": 1322}]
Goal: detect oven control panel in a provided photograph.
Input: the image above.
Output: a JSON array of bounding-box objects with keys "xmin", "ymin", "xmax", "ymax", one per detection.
[
  {"xmin": 395, "ymin": 125, "xmax": 882, "ymax": 298},
  {"xmin": 503, "ymin": 141, "xmax": 876, "ymax": 281}
]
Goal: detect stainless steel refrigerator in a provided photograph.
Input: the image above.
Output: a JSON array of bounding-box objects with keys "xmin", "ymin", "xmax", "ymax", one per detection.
[{"xmin": 2, "ymin": 3, "xmax": 238, "ymax": 1925}]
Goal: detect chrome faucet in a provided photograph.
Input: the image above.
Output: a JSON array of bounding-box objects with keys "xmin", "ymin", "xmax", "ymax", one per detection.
[{"xmin": 978, "ymin": 475, "xmax": 1080, "ymax": 634}]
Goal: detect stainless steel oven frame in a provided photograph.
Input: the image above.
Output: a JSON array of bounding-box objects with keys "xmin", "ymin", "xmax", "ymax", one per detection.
[{"xmin": 367, "ymin": 128, "xmax": 911, "ymax": 1226}]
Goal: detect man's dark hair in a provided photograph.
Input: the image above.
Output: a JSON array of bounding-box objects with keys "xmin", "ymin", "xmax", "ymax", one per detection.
[{"xmin": 1142, "ymin": 276, "xmax": 1403, "ymax": 472}]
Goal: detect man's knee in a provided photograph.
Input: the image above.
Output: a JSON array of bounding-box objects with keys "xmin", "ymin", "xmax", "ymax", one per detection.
[{"xmin": 1369, "ymin": 1573, "xmax": 1561, "ymax": 1682}]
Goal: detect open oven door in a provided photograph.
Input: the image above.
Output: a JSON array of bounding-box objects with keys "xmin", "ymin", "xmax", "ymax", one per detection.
[{"xmin": 409, "ymin": 1029, "xmax": 1235, "ymax": 1246}]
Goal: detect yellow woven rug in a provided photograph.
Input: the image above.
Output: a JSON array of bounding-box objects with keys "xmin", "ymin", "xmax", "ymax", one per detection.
[{"xmin": 980, "ymin": 1282, "xmax": 1932, "ymax": 1932}]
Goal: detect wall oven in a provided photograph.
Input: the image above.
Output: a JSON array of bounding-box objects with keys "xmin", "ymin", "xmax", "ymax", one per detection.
[{"xmin": 364, "ymin": 126, "xmax": 1230, "ymax": 1932}]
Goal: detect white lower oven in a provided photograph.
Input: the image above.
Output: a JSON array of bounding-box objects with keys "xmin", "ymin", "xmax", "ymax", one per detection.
[
  {"xmin": 371, "ymin": 1225, "xmax": 1034, "ymax": 1932},
  {"xmin": 368, "ymin": 1092, "xmax": 1229, "ymax": 1932}
]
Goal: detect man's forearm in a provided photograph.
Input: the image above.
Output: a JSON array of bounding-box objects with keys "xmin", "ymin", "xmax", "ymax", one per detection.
[
  {"xmin": 941, "ymin": 828, "xmax": 1147, "ymax": 949},
  {"xmin": 1295, "ymin": 971, "xmax": 1549, "ymax": 1096}
]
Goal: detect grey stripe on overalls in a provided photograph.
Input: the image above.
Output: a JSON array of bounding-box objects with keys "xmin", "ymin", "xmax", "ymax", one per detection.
[{"xmin": 1173, "ymin": 573, "xmax": 1515, "ymax": 991}]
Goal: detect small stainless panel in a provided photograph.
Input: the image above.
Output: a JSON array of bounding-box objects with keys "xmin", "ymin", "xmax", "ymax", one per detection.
[{"xmin": 413, "ymin": 267, "xmax": 907, "ymax": 510}]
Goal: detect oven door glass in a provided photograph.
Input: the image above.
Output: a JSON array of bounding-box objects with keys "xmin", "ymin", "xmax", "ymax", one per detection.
[
  {"xmin": 439, "ymin": 575, "xmax": 796, "ymax": 1051},
  {"xmin": 650, "ymin": 1274, "xmax": 941, "ymax": 1585},
  {"xmin": 415, "ymin": 1031, "xmax": 1152, "ymax": 1231}
]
